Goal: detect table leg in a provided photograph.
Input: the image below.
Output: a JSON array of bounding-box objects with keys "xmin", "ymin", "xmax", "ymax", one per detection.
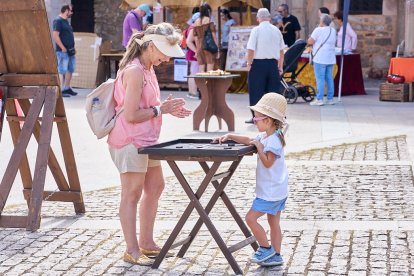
[
  {"xmin": 152, "ymin": 161, "xmax": 221, "ymax": 269},
  {"xmin": 176, "ymin": 162, "xmax": 244, "ymax": 275},
  {"xmin": 193, "ymin": 79, "xmax": 209, "ymax": 131},
  {"xmin": 210, "ymin": 78, "xmax": 235, "ymax": 131},
  {"xmin": 178, "ymin": 160, "xmax": 257, "ymax": 259}
]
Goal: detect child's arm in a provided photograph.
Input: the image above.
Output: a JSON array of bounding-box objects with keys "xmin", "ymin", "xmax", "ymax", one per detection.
[
  {"xmin": 212, "ymin": 133, "xmax": 252, "ymax": 145},
  {"xmin": 249, "ymin": 140, "xmax": 277, "ymax": 168}
]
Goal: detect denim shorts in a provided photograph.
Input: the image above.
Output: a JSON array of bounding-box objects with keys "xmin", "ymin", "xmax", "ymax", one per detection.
[
  {"xmin": 56, "ymin": 51, "xmax": 76, "ymax": 74},
  {"xmin": 251, "ymin": 197, "xmax": 287, "ymax": 215}
]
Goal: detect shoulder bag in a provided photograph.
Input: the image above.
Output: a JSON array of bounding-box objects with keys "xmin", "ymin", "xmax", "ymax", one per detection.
[
  {"xmin": 203, "ymin": 24, "xmax": 218, "ymax": 54},
  {"xmin": 310, "ymin": 27, "xmax": 332, "ymax": 65}
]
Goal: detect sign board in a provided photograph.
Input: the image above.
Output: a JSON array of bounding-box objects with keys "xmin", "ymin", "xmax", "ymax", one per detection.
[
  {"xmin": 225, "ymin": 26, "xmax": 253, "ymax": 72},
  {"xmin": 174, "ymin": 59, "xmax": 188, "ymax": 82}
]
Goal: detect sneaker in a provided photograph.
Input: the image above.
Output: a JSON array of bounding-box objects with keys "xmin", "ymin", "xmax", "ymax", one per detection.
[
  {"xmin": 186, "ymin": 93, "xmax": 199, "ymax": 99},
  {"xmin": 259, "ymin": 254, "xmax": 284, "ymax": 267},
  {"xmin": 310, "ymin": 99, "xmax": 324, "ymax": 106},
  {"xmin": 62, "ymin": 88, "xmax": 78, "ymax": 96},
  {"xmin": 244, "ymin": 118, "xmax": 254, "ymax": 124},
  {"xmin": 61, "ymin": 92, "xmax": 71, "ymax": 98},
  {"xmin": 326, "ymin": 99, "xmax": 335, "ymax": 105},
  {"xmin": 251, "ymin": 246, "xmax": 276, "ymax": 263}
]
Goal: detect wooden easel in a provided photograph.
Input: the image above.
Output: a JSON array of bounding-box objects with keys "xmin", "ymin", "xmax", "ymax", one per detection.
[{"xmin": 0, "ymin": 0, "xmax": 85, "ymax": 231}]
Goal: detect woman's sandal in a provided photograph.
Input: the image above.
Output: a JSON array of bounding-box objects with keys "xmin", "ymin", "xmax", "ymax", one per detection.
[
  {"xmin": 140, "ymin": 247, "xmax": 174, "ymax": 258},
  {"xmin": 123, "ymin": 252, "xmax": 154, "ymax": 266}
]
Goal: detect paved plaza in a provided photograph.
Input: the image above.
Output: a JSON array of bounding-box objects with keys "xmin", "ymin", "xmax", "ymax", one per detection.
[{"xmin": 1, "ymin": 80, "xmax": 414, "ymax": 275}]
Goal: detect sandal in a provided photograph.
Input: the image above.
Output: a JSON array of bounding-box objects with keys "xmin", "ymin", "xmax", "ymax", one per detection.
[
  {"xmin": 140, "ymin": 247, "xmax": 174, "ymax": 258},
  {"xmin": 123, "ymin": 252, "xmax": 154, "ymax": 266}
]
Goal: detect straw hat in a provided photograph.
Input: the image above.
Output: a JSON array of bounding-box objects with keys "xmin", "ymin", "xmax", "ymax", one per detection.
[{"xmin": 249, "ymin": 93, "xmax": 287, "ymax": 123}]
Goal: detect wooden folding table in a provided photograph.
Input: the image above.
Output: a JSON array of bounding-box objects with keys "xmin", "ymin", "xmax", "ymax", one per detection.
[{"xmin": 139, "ymin": 139, "xmax": 258, "ymax": 275}]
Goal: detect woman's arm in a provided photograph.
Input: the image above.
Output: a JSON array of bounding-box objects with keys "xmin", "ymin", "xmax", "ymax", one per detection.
[
  {"xmin": 186, "ymin": 28, "xmax": 197, "ymax": 53},
  {"xmin": 122, "ymin": 67, "xmax": 153, "ymax": 124},
  {"xmin": 123, "ymin": 67, "xmax": 188, "ymax": 123},
  {"xmin": 347, "ymin": 24, "xmax": 358, "ymax": 50}
]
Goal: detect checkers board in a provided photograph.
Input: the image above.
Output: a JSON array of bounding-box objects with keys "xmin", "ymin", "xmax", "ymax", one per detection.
[{"xmin": 138, "ymin": 139, "xmax": 256, "ymax": 157}]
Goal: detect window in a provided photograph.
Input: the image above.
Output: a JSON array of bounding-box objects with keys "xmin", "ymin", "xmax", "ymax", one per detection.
[{"xmin": 340, "ymin": 0, "xmax": 383, "ymax": 15}]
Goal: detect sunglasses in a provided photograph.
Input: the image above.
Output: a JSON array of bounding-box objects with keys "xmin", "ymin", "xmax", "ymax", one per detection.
[{"xmin": 253, "ymin": 116, "xmax": 268, "ymax": 124}]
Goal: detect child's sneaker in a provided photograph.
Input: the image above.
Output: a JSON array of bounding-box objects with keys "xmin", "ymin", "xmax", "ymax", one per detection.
[
  {"xmin": 259, "ymin": 254, "xmax": 284, "ymax": 267},
  {"xmin": 251, "ymin": 246, "xmax": 276, "ymax": 263}
]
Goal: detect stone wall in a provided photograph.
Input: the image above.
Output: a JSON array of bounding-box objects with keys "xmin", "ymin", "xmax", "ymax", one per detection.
[
  {"xmin": 270, "ymin": 0, "xmax": 406, "ymax": 78},
  {"xmin": 94, "ymin": 0, "xmax": 127, "ymax": 50}
]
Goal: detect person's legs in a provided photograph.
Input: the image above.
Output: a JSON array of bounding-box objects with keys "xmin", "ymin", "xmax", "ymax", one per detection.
[
  {"xmin": 325, "ymin": 64, "xmax": 334, "ymax": 100},
  {"xmin": 267, "ymin": 211, "xmax": 282, "ymax": 253},
  {"xmin": 313, "ymin": 62, "xmax": 326, "ymax": 101},
  {"xmin": 248, "ymin": 60, "xmax": 267, "ymax": 107},
  {"xmin": 119, "ymin": 172, "xmax": 146, "ymax": 257},
  {"xmin": 245, "ymin": 209, "xmax": 269, "ymax": 247},
  {"xmin": 266, "ymin": 59, "xmax": 282, "ymax": 93},
  {"xmin": 188, "ymin": 61, "xmax": 199, "ymax": 97},
  {"xmin": 56, "ymin": 51, "xmax": 69, "ymax": 89},
  {"xmin": 138, "ymin": 165, "xmax": 165, "ymax": 250}
]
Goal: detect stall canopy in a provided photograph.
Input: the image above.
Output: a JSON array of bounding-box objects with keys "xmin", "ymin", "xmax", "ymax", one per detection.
[{"xmin": 122, "ymin": 0, "xmax": 262, "ymax": 9}]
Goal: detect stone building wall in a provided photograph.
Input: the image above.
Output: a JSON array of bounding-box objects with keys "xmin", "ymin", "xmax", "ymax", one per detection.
[
  {"xmin": 94, "ymin": 0, "xmax": 126, "ymax": 50},
  {"xmin": 270, "ymin": 0, "xmax": 406, "ymax": 78}
]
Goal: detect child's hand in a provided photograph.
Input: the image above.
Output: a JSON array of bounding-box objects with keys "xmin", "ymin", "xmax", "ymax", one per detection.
[
  {"xmin": 249, "ymin": 140, "xmax": 264, "ymax": 152},
  {"xmin": 212, "ymin": 134, "xmax": 230, "ymax": 144}
]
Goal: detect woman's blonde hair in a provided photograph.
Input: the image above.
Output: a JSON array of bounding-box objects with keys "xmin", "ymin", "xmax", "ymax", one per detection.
[{"xmin": 119, "ymin": 23, "xmax": 181, "ymax": 69}]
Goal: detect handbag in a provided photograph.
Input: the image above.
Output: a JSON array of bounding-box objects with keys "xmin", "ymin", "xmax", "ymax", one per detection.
[
  {"xmin": 310, "ymin": 28, "xmax": 331, "ymax": 65},
  {"xmin": 203, "ymin": 24, "xmax": 218, "ymax": 54},
  {"xmin": 387, "ymin": 74, "xmax": 405, "ymax": 84},
  {"xmin": 67, "ymin": 47, "xmax": 76, "ymax": 56}
]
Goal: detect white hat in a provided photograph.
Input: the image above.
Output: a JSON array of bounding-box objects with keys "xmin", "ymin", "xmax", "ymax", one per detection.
[
  {"xmin": 249, "ymin": 93, "xmax": 287, "ymax": 123},
  {"xmin": 135, "ymin": 34, "xmax": 184, "ymax": 58}
]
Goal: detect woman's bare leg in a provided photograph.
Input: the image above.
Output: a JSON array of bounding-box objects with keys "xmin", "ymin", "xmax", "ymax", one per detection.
[
  {"xmin": 138, "ymin": 165, "xmax": 165, "ymax": 249},
  {"xmin": 119, "ymin": 172, "xmax": 146, "ymax": 257}
]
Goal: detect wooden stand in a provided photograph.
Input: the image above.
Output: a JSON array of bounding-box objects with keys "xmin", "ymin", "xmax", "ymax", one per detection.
[{"xmin": 0, "ymin": 0, "xmax": 85, "ymax": 231}]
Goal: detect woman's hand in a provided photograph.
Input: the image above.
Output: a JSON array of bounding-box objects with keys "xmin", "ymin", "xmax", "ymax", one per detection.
[
  {"xmin": 170, "ymin": 106, "xmax": 192, "ymax": 118},
  {"xmin": 160, "ymin": 94, "xmax": 186, "ymax": 114}
]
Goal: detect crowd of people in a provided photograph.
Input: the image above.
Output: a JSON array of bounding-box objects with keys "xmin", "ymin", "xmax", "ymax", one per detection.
[{"xmin": 51, "ymin": 2, "xmax": 359, "ymax": 270}]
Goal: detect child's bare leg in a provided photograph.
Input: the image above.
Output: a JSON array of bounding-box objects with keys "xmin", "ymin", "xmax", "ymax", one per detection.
[
  {"xmin": 267, "ymin": 211, "xmax": 282, "ymax": 253},
  {"xmin": 246, "ymin": 209, "xmax": 269, "ymax": 246}
]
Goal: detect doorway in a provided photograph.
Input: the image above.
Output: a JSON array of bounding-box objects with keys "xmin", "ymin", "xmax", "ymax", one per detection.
[{"xmin": 71, "ymin": 0, "xmax": 94, "ymax": 32}]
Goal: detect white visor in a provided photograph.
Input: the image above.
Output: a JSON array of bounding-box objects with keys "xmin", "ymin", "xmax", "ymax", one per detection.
[{"xmin": 135, "ymin": 34, "xmax": 184, "ymax": 58}]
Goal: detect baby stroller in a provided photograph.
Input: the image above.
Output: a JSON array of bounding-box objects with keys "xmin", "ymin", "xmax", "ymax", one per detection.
[{"xmin": 280, "ymin": 39, "xmax": 316, "ymax": 104}]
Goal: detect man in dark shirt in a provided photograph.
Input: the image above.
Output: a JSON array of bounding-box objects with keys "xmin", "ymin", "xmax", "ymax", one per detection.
[
  {"xmin": 277, "ymin": 4, "xmax": 301, "ymax": 47},
  {"xmin": 53, "ymin": 4, "xmax": 77, "ymax": 97}
]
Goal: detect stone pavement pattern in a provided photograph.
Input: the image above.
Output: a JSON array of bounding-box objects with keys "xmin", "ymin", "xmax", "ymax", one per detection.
[{"xmin": 1, "ymin": 136, "xmax": 414, "ymax": 275}]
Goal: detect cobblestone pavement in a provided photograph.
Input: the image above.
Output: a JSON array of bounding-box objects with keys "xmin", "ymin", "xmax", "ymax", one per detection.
[{"xmin": 1, "ymin": 136, "xmax": 414, "ymax": 275}]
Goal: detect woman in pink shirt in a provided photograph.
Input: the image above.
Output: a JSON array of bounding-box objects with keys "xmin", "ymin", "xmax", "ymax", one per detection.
[
  {"xmin": 333, "ymin": 10, "xmax": 358, "ymax": 54},
  {"xmin": 108, "ymin": 23, "xmax": 191, "ymax": 266}
]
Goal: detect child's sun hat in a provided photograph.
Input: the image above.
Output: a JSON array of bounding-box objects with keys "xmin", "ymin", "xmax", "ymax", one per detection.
[{"xmin": 249, "ymin": 92, "xmax": 287, "ymax": 123}]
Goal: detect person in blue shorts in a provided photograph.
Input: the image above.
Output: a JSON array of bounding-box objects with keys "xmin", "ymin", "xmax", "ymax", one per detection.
[
  {"xmin": 213, "ymin": 92, "xmax": 289, "ymax": 267},
  {"xmin": 53, "ymin": 4, "xmax": 77, "ymax": 97}
]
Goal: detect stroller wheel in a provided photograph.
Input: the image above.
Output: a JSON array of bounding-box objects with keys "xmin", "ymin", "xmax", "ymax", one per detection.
[
  {"xmin": 283, "ymin": 86, "xmax": 298, "ymax": 104},
  {"xmin": 301, "ymin": 85, "xmax": 316, "ymax": 102}
]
